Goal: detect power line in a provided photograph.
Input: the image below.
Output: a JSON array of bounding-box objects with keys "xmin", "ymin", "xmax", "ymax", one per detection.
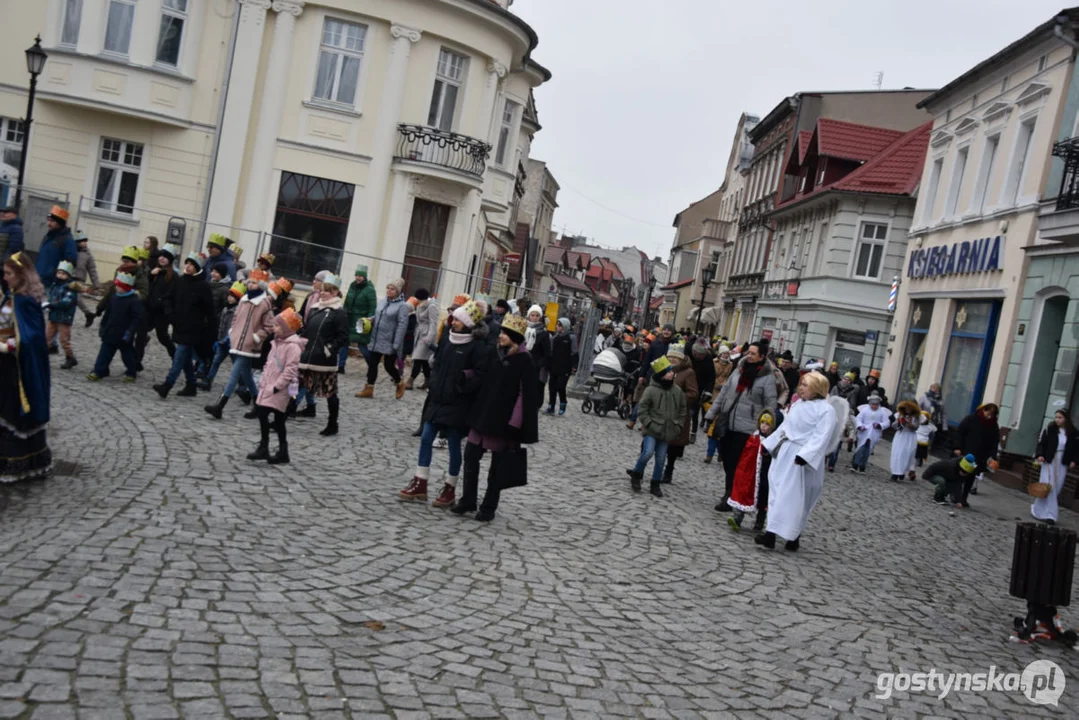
[{"xmin": 560, "ymin": 184, "xmax": 672, "ymax": 228}]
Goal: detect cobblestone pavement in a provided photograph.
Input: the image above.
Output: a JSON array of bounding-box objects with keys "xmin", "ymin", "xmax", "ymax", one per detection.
[{"xmin": 0, "ymin": 323, "xmax": 1075, "ymax": 718}]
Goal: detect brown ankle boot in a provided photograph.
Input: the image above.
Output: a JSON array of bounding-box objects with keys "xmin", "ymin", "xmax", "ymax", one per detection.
[
  {"xmin": 395, "ymin": 380, "xmax": 407, "ymax": 400},
  {"xmin": 356, "ymin": 384, "xmax": 374, "ymax": 398}
]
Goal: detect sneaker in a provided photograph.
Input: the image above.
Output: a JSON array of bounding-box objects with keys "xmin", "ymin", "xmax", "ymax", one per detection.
[
  {"xmin": 122, "ymin": 375, "xmax": 137, "ymax": 383},
  {"xmin": 704, "ymin": 456, "xmax": 713, "ymax": 464},
  {"xmin": 398, "ymin": 477, "xmax": 428, "ymax": 502},
  {"xmin": 934, "ymin": 498, "xmax": 950, "ymax": 505},
  {"xmin": 432, "ymin": 483, "xmax": 456, "ymax": 508},
  {"xmin": 433, "ymin": 438, "xmax": 448, "ymax": 449},
  {"xmin": 86, "ymin": 372, "xmax": 102, "ymax": 382}
]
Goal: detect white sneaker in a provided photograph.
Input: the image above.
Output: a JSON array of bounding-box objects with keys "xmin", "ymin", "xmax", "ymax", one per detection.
[{"xmin": 434, "ymin": 438, "xmax": 448, "ymax": 449}]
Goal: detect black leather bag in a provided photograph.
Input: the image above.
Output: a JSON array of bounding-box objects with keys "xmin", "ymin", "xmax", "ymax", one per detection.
[{"xmin": 495, "ymin": 448, "xmax": 528, "ymax": 490}]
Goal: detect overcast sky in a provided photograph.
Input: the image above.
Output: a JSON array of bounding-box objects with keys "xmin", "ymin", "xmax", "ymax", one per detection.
[{"xmin": 513, "ymin": 0, "xmax": 1070, "ymax": 260}]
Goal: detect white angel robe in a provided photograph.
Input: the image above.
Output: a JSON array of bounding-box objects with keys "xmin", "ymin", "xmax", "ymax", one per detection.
[
  {"xmin": 889, "ymin": 417, "xmax": 919, "ymax": 475},
  {"xmin": 762, "ymin": 398, "xmax": 839, "ymax": 541},
  {"xmin": 1032, "ymin": 428, "xmax": 1068, "ymax": 522},
  {"xmin": 855, "ymin": 405, "xmax": 891, "ymax": 451}
]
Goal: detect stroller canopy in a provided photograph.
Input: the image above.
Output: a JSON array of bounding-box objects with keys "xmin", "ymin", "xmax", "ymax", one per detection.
[{"xmin": 591, "ymin": 347, "xmax": 626, "ymax": 381}]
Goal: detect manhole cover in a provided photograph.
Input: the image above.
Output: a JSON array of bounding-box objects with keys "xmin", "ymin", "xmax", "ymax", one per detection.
[{"xmin": 52, "ymin": 460, "xmax": 80, "ymax": 477}]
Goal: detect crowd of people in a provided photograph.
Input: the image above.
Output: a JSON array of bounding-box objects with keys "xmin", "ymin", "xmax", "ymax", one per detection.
[{"xmin": 0, "ymin": 204, "xmax": 1071, "ymax": 531}]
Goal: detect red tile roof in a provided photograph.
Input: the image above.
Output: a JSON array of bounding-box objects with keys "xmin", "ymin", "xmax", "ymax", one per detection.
[
  {"xmin": 831, "ymin": 121, "xmax": 932, "ymax": 196},
  {"xmin": 661, "ymin": 278, "xmax": 693, "ymax": 291},
  {"xmin": 597, "ymin": 257, "xmax": 624, "ymax": 280},
  {"xmin": 796, "ymin": 130, "xmax": 814, "ymax": 164},
  {"xmin": 545, "ymin": 245, "xmax": 565, "ymax": 265},
  {"xmin": 815, "ymin": 118, "xmax": 904, "ymax": 163},
  {"xmin": 649, "ymin": 296, "xmax": 664, "ymax": 310},
  {"xmin": 551, "ymin": 273, "xmax": 591, "ymax": 292}
]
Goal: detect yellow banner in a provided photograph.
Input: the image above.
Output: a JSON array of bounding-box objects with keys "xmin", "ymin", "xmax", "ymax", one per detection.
[{"xmin": 544, "ymin": 302, "xmax": 559, "ymax": 332}]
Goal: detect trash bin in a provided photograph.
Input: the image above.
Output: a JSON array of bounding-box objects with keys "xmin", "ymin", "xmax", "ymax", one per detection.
[{"xmin": 1009, "ymin": 522, "xmax": 1076, "ymax": 607}]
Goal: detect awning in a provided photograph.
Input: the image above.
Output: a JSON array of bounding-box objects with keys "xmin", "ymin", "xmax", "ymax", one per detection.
[{"xmin": 686, "ymin": 306, "xmax": 723, "ymax": 323}]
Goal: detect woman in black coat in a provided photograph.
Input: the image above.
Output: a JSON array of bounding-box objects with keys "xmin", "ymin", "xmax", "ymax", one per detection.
[
  {"xmin": 544, "ymin": 318, "xmax": 576, "ymax": 416},
  {"xmin": 398, "ymin": 302, "xmax": 491, "ymax": 508},
  {"xmin": 453, "ymin": 314, "xmax": 540, "ymax": 522},
  {"xmin": 952, "ymin": 402, "xmax": 1000, "ymax": 502},
  {"xmin": 136, "ymin": 246, "xmax": 178, "ymax": 367},
  {"xmin": 297, "ymin": 277, "xmax": 350, "ymax": 436},
  {"xmin": 153, "ymin": 253, "xmax": 214, "ymax": 399}
]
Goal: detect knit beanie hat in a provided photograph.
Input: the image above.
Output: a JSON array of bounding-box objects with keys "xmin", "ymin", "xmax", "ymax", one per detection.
[
  {"xmin": 496, "ymin": 299, "xmax": 511, "ymax": 312},
  {"xmin": 500, "ymin": 314, "xmax": 527, "ymax": 344},
  {"xmin": 114, "ymin": 271, "xmax": 136, "ymax": 292},
  {"xmin": 211, "ymin": 262, "xmax": 229, "ymax": 277},
  {"xmin": 527, "ymin": 304, "xmax": 543, "ymax": 319},
  {"xmin": 667, "ymin": 343, "xmax": 686, "ymax": 361},
  {"xmin": 355, "ymin": 264, "xmax": 368, "ymax": 278},
  {"xmin": 391, "ymin": 277, "xmax": 406, "ymax": 293},
  {"xmin": 691, "ymin": 338, "xmax": 710, "ymax": 358},
  {"xmin": 558, "ymin": 317, "xmax": 570, "ymax": 332},
  {"xmin": 959, "ymin": 454, "xmax": 977, "ymax": 473},
  {"xmin": 228, "ymin": 281, "xmax": 246, "ymax": 299}
]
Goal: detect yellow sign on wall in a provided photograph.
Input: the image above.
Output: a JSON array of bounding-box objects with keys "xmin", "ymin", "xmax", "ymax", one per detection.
[{"xmin": 544, "ymin": 302, "xmax": 559, "ymax": 332}]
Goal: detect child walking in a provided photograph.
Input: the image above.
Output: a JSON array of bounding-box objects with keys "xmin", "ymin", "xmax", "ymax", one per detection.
[
  {"xmin": 626, "ymin": 356, "xmax": 686, "ymax": 498},
  {"xmin": 73, "ymin": 231, "xmax": 100, "ymax": 328},
  {"xmin": 45, "ymin": 260, "xmax": 79, "ymax": 369},
  {"xmin": 199, "ymin": 281, "xmax": 244, "ymax": 391},
  {"xmin": 87, "ymin": 271, "xmax": 144, "ymax": 382},
  {"xmin": 852, "ymin": 394, "xmax": 890, "ymax": 473},
  {"xmin": 153, "ymin": 253, "xmax": 215, "ymax": 399},
  {"xmin": 727, "ymin": 410, "xmax": 776, "ymax": 532},
  {"xmin": 248, "ymin": 308, "xmax": 305, "ymax": 465},
  {"xmin": 889, "ymin": 400, "xmax": 922, "ymax": 481},
  {"xmin": 916, "ymin": 411, "xmax": 936, "ymax": 466}
]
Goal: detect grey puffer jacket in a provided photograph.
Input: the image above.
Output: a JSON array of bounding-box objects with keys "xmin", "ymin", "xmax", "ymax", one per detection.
[
  {"xmin": 706, "ymin": 358, "xmax": 778, "ymax": 436},
  {"xmin": 369, "ymin": 295, "xmax": 409, "ymax": 355},
  {"xmin": 411, "ymin": 299, "xmax": 440, "ymax": 362}
]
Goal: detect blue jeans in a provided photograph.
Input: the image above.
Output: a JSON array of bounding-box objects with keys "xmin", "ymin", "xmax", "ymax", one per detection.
[
  {"xmin": 93, "ymin": 341, "xmax": 137, "ymax": 378},
  {"xmin": 165, "ymin": 344, "xmax": 197, "ymax": 386},
  {"xmin": 338, "ymin": 342, "xmax": 370, "ymax": 370},
  {"xmin": 298, "ymin": 388, "xmax": 315, "ymax": 408},
  {"xmin": 853, "ymin": 440, "xmax": 872, "ymax": 468},
  {"xmin": 223, "ymin": 355, "xmax": 256, "ymax": 398},
  {"xmin": 206, "ymin": 342, "xmax": 230, "ymax": 382},
  {"xmin": 827, "ymin": 442, "xmax": 841, "ymax": 469},
  {"xmin": 707, "ymin": 436, "xmax": 719, "ymax": 459},
  {"xmin": 417, "ymin": 422, "xmax": 463, "ymax": 477},
  {"xmin": 633, "ymin": 435, "xmax": 668, "ymax": 482}
]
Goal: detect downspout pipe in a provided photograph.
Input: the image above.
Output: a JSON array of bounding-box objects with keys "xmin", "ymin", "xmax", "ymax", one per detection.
[
  {"xmin": 1055, "ymin": 16, "xmax": 1079, "ymax": 51},
  {"xmin": 200, "ymin": 0, "xmax": 242, "ymax": 236}
]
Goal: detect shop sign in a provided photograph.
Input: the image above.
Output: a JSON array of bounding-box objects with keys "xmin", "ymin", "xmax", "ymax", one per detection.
[
  {"xmin": 761, "ymin": 329, "xmax": 774, "ymax": 340},
  {"xmin": 836, "ymin": 329, "xmax": 866, "ymax": 345},
  {"xmin": 907, "ymin": 235, "xmax": 1004, "ymax": 279},
  {"xmin": 787, "ymin": 281, "xmax": 800, "ymax": 296}
]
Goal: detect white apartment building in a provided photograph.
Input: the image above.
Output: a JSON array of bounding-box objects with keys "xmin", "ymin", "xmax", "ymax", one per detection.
[{"xmin": 3, "ymin": 0, "xmax": 548, "ymax": 299}]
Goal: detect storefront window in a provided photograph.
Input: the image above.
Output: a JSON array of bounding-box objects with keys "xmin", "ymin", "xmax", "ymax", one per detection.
[
  {"xmin": 897, "ymin": 300, "xmax": 934, "ymax": 401},
  {"xmin": 941, "ymin": 301, "xmax": 1000, "ymax": 426}
]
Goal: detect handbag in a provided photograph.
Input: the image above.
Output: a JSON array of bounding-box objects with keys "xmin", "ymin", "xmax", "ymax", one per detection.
[{"xmin": 494, "ymin": 448, "xmax": 528, "ymax": 490}]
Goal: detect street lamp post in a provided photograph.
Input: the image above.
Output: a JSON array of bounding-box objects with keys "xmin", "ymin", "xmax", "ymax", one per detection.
[
  {"xmin": 14, "ymin": 36, "xmax": 48, "ymax": 210},
  {"xmin": 695, "ymin": 264, "xmax": 715, "ymax": 336},
  {"xmin": 644, "ymin": 274, "xmax": 657, "ymax": 329}
]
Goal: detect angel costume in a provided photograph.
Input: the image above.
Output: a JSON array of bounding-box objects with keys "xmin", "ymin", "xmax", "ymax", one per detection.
[
  {"xmin": 761, "ymin": 397, "xmax": 841, "ymax": 542},
  {"xmin": 889, "ymin": 409, "xmax": 920, "ymax": 478},
  {"xmin": 853, "ymin": 403, "xmax": 891, "ymax": 470}
]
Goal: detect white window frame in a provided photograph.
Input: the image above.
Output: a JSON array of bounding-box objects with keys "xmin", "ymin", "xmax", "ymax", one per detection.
[
  {"xmin": 920, "ymin": 155, "xmax": 945, "ymax": 226},
  {"xmin": 60, "ymin": 0, "xmax": 83, "ymax": 48},
  {"xmin": 1002, "ymin": 113, "xmax": 1037, "ymax": 207},
  {"xmin": 311, "ymin": 17, "xmax": 367, "ymax": 108},
  {"xmin": 970, "ymin": 132, "xmax": 1000, "ymax": 214},
  {"xmin": 495, "ymin": 99, "xmax": 520, "ymax": 167},
  {"xmin": 155, "ymin": 0, "xmax": 189, "ymax": 68},
  {"xmin": 944, "ymin": 143, "xmax": 970, "ymax": 219},
  {"xmin": 103, "ymin": 0, "xmax": 137, "ymax": 57},
  {"xmin": 850, "ymin": 221, "xmax": 889, "ymax": 281},
  {"xmin": 428, "ymin": 48, "xmax": 468, "ymax": 132},
  {"xmin": 0, "ymin": 118, "xmax": 26, "ymax": 169},
  {"xmin": 93, "ymin": 137, "xmax": 144, "ymax": 216}
]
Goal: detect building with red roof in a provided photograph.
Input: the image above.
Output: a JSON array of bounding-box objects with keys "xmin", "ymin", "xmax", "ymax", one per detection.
[{"xmin": 755, "ymin": 118, "xmax": 932, "ymax": 371}]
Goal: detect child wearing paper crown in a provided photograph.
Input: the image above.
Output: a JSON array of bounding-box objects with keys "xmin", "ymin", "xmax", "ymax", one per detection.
[
  {"xmin": 45, "ymin": 260, "xmax": 79, "ymax": 369},
  {"xmin": 198, "ymin": 281, "xmax": 245, "ymax": 391},
  {"xmin": 726, "ymin": 410, "xmax": 776, "ymax": 533},
  {"xmin": 247, "ymin": 308, "xmax": 305, "ymax": 465},
  {"xmin": 626, "ymin": 356, "xmax": 686, "ymax": 498},
  {"xmin": 153, "ymin": 253, "xmax": 215, "ymax": 399},
  {"xmin": 87, "ymin": 271, "xmax": 144, "ymax": 382}
]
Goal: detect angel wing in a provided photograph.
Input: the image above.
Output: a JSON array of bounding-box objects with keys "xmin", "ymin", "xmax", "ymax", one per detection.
[{"xmin": 826, "ymin": 396, "xmax": 850, "ymax": 451}]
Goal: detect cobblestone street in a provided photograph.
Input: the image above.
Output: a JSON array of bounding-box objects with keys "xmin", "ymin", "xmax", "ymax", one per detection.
[{"xmin": 0, "ymin": 325, "xmax": 1074, "ymax": 718}]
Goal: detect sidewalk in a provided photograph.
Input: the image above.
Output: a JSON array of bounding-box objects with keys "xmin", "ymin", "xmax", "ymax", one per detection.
[{"xmin": 867, "ymin": 438, "xmax": 1079, "ymax": 531}]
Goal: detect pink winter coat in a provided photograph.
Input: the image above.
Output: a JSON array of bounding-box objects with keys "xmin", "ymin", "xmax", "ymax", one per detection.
[{"xmin": 256, "ymin": 334, "xmax": 306, "ymax": 412}]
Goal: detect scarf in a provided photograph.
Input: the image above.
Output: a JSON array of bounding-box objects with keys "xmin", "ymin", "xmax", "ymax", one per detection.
[
  {"xmin": 525, "ymin": 321, "xmax": 542, "ymax": 351},
  {"xmin": 735, "ymin": 360, "xmax": 763, "ymax": 396},
  {"xmin": 247, "ymin": 288, "xmax": 264, "ymax": 300},
  {"xmin": 449, "ymin": 330, "xmax": 472, "ymax": 345},
  {"xmin": 654, "ymin": 376, "xmax": 674, "ymax": 389}
]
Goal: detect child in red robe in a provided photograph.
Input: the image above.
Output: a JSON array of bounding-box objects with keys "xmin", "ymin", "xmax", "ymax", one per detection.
[{"xmin": 727, "ymin": 410, "xmax": 776, "ymax": 532}]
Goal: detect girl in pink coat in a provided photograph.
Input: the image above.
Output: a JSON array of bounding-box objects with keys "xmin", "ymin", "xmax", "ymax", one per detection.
[{"xmin": 248, "ymin": 308, "xmax": 306, "ymax": 465}]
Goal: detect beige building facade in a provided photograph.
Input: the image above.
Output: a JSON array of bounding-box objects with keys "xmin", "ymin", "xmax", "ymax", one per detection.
[{"xmin": 4, "ymin": 0, "xmax": 548, "ymax": 300}]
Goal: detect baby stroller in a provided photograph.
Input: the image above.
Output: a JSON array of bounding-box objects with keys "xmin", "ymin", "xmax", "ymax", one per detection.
[{"xmin": 582, "ymin": 348, "xmax": 632, "ymax": 418}]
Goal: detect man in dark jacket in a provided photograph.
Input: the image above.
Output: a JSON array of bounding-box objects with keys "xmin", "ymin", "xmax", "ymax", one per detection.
[
  {"xmin": 0, "ymin": 206, "xmax": 23, "ymax": 259},
  {"xmin": 545, "ymin": 318, "xmax": 577, "ymax": 415},
  {"xmin": 154, "ymin": 253, "xmax": 215, "ymax": 399},
  {"xmin": 850, "ymin": 369, "xmax": 889, "ymax": 410},
  {"xmin": 779, "ymin": 350, "xmax": 799, "ymax": 399},
  {"xmin": 952, "ymin": 402, "xmax": 1000, "ymax": 500},
  {"xmin": 925, "ymin": 454, "xmax": 977, "ymax": 508},
  {"xmin": 37, "ymin": 206, "xmax": 77, "ymax": 289},
  {"xmin": 398, "ymin": 301, "xmax": 491, "ymax": 509},
  {"xmin": 825, "ymin": 361, "xmax": 842, "ymax": 389},
  {"xmin": 205, "ymin": 234, "xmax": 237, "ymax": 281}
]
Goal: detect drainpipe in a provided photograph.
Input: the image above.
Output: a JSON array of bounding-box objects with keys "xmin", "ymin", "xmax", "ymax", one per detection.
[
  {"xmin": 1055, "ymin": 16, "xmax": 1079, "ymax": 51},
  {"xmin": 200, "ymin": 1, "xmax": 243, "ymax": 235}
]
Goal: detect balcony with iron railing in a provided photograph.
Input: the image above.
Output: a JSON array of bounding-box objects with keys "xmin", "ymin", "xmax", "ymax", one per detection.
[
  {"xmin": 394, "ymin": 125, "xmax": 491, "ymax": 182},
  {"xmin": 1041, "ymin": 137, "xmax": 1079, "ymax": 244}
]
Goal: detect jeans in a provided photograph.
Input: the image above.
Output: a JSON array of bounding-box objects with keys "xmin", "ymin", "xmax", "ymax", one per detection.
[
  {"xmin": 337, "ymin": 344, "xmax": 349, "ymax": 370},
  {"xmin": 707, "ymin": 436, "xmax": 719, "ymax": 458},
  {"xmin": 853, "ymin": 440, "xmax": 872, "ymax": 468},
  {"xmin": 367, "ymin": 351, "xmax": 401, "ymax": 384},
  {"xmin": 633, "ymin": 435, "xmax": 669, "ymax": 482},
  {"xmin": 206, "ymin": 342, "xmax": 230, "ymax": 382},
  {"xmin": 93, "ymin": 340, "xmax": 137, "ymax": 378},
  {"xmin": 164, "ymin": 344, "xmax": 197, "ymax": 386},
  {"xmin": 298, "ymin": 388, "xmax": 315, "ymax": 408},
  {"xmin": 827, "ymin": 442, "xmax": 841, "ymax": 469},
  {"xmin": 417, "ymin": 423, "xmax": 463, "ymax": 476},
  {"xmin": 548, "ymin": 373, "xmax": 569, "ymax": 407},
  {"xmin": 223, "ymin": 355, "xmax": 256, "ymax": 399}
]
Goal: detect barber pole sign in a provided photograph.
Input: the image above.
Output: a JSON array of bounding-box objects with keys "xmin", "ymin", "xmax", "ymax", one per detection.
[{"xmin": 888, "ymin": 276, "xmax": 899, "ymax": 312}]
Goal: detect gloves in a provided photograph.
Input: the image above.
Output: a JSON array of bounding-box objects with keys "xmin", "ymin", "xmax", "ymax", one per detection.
[
  {"xmin": 873, "ymin": 423, "xmax": 882, "ymax": 429},
  {"xmin": 794, "ymin": 456, "xmax": 807, "ymax": 466},
  {"xmin": 0, "ymin": 341, "xmax": 10, "ymax": 354}
]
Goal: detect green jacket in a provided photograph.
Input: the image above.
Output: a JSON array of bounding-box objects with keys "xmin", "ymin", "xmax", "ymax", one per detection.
[
  {"xmin": 344, "ymin": 279, "xmax": 377, "ymax": 344},
  {"xmin": 638, "ymin": 380, "xmax": 686, "ymax": 443}
]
